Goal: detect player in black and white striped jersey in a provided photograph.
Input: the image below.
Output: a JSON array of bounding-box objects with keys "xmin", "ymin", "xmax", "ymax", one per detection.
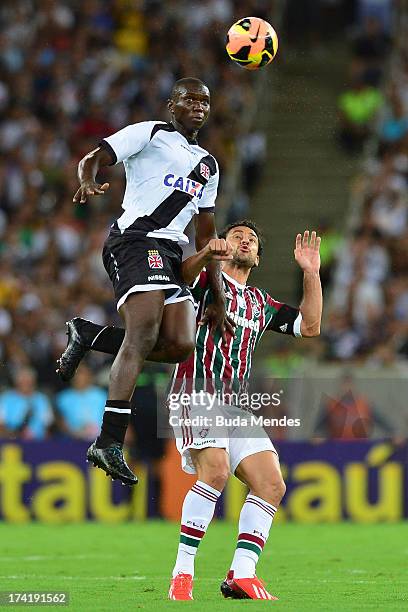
[{"xmin": 67, "ymin": 78, "xmax": 234, "ymax": 485}]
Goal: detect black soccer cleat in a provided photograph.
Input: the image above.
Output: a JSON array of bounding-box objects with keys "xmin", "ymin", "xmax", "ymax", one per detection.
[
  {"xmin": 220, "ymin": 571, "xmax": 247, "ymax": 599},
  {"xmin": 220, "ymin": 580, "xmax": 244, "ymax": 599},
  {"xmin": 56, "ymin": 318, "xmax": 89, "ymax": 381},
  {"xmin": 86, "ymin": 441, "xmax": 138, "ymax": 486},
  {"xmin": 220, "ymin": 580, "xmax": 236, "ymax": 599}
]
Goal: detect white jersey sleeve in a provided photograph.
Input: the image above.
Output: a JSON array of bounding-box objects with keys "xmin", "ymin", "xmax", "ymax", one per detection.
[
  {"xmin": 198, "ymin": 159, "xmax": 219, "ymax": 212},
  {"xmin": 101, "ymin": 121, "xmax": 162, "ymax": 165}
]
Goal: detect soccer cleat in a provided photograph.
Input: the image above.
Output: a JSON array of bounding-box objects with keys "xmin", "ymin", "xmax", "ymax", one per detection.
[
  {"xmin": 86, "ymin": 442, "xmax": 138, "ymax": 486},
  {"xmin": 168, "ymin": 573, "xmax": 194, "ymax": 600},
  {"xmin": 220, "ymin": 570, "xmax": 278, "ymax": 600},
  {"xmin": 56, "ymin": 318, "xmax": 90, "ymax": 381}
]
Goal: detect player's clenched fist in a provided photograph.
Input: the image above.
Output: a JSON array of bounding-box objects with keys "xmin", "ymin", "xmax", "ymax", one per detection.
[
  {"xmin": 203, "ymin": 238, "xmax": 233, "ymax": 262},
  {"xmin": 73, "ymin": 180, "xmax": 110, "ymax": 204}
]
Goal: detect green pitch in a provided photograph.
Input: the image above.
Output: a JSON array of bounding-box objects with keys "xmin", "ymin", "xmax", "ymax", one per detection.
[{"xmin": 0, "ymin": 522, "xmax": 407, "ymax": 611}]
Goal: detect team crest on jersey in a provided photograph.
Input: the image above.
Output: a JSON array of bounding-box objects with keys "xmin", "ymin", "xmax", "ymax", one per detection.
[
  {"xmin": 148, "ymin": 250, "xmax": 163, "ymax": 269},
  {"xmin": 200, "ymin": 163, "xmax": 210, "ymax": 180},
  {"xmin": 249, "ymin": 292, "xmax": 261, "ymax": 317}
]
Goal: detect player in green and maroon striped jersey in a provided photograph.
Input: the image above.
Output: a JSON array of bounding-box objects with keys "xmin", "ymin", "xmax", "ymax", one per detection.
[
  {"xmin": 55, "ymin": 219, "xmax": 322, "ymax": 601},
  {"xmin": 169, "ymin": 220, "xmax": 322, "ymax": 601}
]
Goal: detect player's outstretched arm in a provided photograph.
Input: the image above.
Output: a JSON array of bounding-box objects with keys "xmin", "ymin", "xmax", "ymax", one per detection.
[
  {"xmin": 195, "ymin": 212, "xmax": 235, "ymax": 342},
  {"xmin": 294, "ymin": 230, "xmax": 322, "ymax": 337},
  {"xmin": 73, "ymin": 147, "xmax": 112, "ymax": 204},
  {"xmin": 181, "ymin": 238, "xmax": 232, "ymax": 285}
]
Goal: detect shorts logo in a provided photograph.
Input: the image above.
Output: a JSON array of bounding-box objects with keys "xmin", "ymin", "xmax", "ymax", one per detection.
[
  {"xmin": 200, "ymin": 163, "xmax": 210, "ymax": 180},
  {"xmin": 148, "ymin": 274, "xmax": 170, "ymax": 281},
  {"xmin": 199, "ymin": 428, "xmax": 209, "ymax": 438},
  {"xmin": 148, "ymin": 250, "xmax": 163, "ymax": 269}
]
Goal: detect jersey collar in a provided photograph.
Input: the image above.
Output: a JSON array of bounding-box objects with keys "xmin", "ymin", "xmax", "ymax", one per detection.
[{"xmin": 222, "ymin": 271, "xmax": 246, "ymax": 290}]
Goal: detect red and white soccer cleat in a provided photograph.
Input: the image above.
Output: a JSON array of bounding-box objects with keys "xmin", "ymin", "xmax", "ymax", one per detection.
[
  {"xmin": 220, "ymin": 570, "xmax": 278, "ymax": 600},
  {"xmin": 168, "ymin": 573, "xmax": 194, "ymax": 600}
]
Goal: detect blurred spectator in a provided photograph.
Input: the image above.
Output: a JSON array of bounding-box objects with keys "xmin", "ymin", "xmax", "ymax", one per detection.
[
  {"xmin": 240, "ymin": 130, "xmax": 267, "ymax": 196},
  {"xmin": 317, "ymin": 220, "xmax": 343, "ymax": 290},
  {"xmin": 377, "ymin": 85, "xmax": 408, "ymax": 149},
  {"xmin": 261, "ymin": 341, "xmax": 304, "ymax": 378},
  {"xmin": 352, "ymin": 15, "xmax": 390, "ymax": 76},
  {"xmin": 0, "ymin": 367, "xmax": 53, "ymax": 439},
  {"xmin": 56, "ymin": 364, "xmax": 107, "ymax": 440},
  {"xmin": 323, "ymin": 310, "xmax": 363, "ymax": 360},
  {"xmin": 314, "ymin": 372, "xmax": 394, "ymax": 438},
  {"xmin": 337, "ymin": 76, "xmax": 384, "ymax": 153},
  {"xmin": 357, "ymin": 0, "xmax": 394, "ymax": 33}
]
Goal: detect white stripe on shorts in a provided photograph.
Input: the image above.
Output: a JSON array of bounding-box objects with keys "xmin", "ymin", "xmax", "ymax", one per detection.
[{"xmin": 104, "ymin": 407, "xmax": 132, "ymax": 414}]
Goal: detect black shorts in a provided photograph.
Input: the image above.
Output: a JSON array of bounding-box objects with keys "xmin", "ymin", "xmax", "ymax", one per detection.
[{"xmin": 102, "ymin": 229, "xmax": 193, "ymax": 310}]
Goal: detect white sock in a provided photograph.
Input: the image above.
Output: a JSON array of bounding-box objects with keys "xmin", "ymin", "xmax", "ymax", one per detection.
[
  {"xmin": 230, "ymin": 494, "xmax": 277, "ymax": 578},
  {"xmin": 172, "ymin": 480, "xmax": 221, "ymax": 578}
]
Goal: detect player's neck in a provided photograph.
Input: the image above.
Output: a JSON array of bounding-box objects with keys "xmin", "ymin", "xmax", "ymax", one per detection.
[
  {"xmin": 221, "ymin": 263, "xmax": 251, "ymax": 286},
  {"xmin": 170, "ymin": 119, "xmax": 198, "ymax": 143}
]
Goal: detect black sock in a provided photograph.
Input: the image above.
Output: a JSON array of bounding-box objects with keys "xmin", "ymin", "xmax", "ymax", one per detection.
[
  {"xmin": 96, "ymin": 400, "xmax": 131, "ymax": 448},
  {"xmin": 79, "ymin": 320, "xmax": 124, "ymax": 355}
]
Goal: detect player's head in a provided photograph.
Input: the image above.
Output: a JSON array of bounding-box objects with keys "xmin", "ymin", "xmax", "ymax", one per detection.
[
  {"xmin": 168, "ymin": 78, "xmax": 210, "ymax": 134},
  {"xmin": 220, "ymin": 219, "xmax": 264, "ymax": 269}
]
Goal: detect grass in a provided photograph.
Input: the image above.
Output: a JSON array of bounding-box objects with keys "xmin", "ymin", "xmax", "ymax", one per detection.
[{"xmin": 0, "ymin": 522, "xmax": 407, "ymax": 610}]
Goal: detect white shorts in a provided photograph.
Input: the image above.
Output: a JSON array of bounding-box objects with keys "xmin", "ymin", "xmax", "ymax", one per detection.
[{"xmin": 170, "ymin": 395, "xmax": 277, "ymax": 475}]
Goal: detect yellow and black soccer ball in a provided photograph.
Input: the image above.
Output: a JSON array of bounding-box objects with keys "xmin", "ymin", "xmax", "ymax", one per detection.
[{"xmin": 226, "ymin": 16, "xmax": 278, "ymax": 70}]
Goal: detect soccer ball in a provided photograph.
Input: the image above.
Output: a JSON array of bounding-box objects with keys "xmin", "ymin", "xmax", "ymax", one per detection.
[{"xmin": 226, "ymin": 17, "xmax": 278, "ymax": 70}]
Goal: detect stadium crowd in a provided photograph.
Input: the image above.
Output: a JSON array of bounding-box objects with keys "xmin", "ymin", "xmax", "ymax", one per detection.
[{"xmin": 327, "ymin": 3, "xmax": 408, "ymax": 365}]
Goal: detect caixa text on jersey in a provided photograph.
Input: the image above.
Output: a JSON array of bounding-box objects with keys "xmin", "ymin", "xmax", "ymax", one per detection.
[{"xmin": 163, "ymin": 174, "xmax": 205, "ymax": 198}]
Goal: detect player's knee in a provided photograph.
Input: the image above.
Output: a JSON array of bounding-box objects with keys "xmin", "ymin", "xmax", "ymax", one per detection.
[
  {"xmin": 170, "ymin": 339, "xmax": 195, "ymax": 362},
  {"xmin": 252, "ymin": 475, "xmax": 286, "ymax": 506},
  {"xmin": 123, "ymin": 325, "xmax": 160, "ymax": 359},
  {"xmin": 205, "ymin": 470, "xmax": 229, "ymax": 492},
  {"xmin": 200, "ymin": 460, "xmax": 229, "ymax": 492}
]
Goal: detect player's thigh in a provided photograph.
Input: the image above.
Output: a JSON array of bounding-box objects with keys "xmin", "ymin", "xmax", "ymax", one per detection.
[
  {"xmin": 160, "ymin": 299, "xmax": 196, "ymax": 347},
  {"xmin": 235, "ymin": 450, "xmax": 286, "ymax": 501},
  {"xmin": 119, "ymin": 290, "xmax": 165, "ymax": 344}
]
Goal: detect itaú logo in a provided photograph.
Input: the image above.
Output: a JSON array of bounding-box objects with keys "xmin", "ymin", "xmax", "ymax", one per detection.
[{"xmin": 164, "ymin": 174, "xmax": 204, "ymax": 199}]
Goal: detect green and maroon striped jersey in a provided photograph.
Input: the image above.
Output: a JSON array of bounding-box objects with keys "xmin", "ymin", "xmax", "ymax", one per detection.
[{"xmin": 170, "ymin": 270, "xmax": 302, "ymax": 396}]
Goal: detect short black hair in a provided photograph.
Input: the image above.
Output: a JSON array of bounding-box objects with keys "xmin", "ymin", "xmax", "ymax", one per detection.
[
  {"xmin": 219, "ymin": 219, "xmax": 264, "ymax": 256},
  {"xmin": 171, "ymin": 78, "xmax": 208, "ymax": 100}
]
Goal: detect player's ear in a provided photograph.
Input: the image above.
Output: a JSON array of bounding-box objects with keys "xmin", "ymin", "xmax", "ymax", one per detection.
[
  {"xmin": 167, "ymin": 98, "xmax": 174, "ymax": 114},
  {"xmin": 254, "ymin": 255, "xmax": 260, "ymax": 268}
]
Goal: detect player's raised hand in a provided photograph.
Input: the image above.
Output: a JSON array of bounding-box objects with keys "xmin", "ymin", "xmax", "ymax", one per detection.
[
  {"xmin": 294, "ymin": 230, "xmax": 321, "ymax": 274},
  {"xmin": 204, "ymin": 238, "xmax": 233, "ymax": 261},
  {"xmin": 73, "ymin": 180, "xmax": 110, "ymax": 204}
]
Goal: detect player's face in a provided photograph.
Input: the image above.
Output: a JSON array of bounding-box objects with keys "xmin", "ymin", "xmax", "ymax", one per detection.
[
  {"xmin": 226, "ymin": 226, "xmax": 260, "ymax": 268},
  {"xmin": 169, "ymin": 85, "xmax": 211, "ymax": 133}
]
